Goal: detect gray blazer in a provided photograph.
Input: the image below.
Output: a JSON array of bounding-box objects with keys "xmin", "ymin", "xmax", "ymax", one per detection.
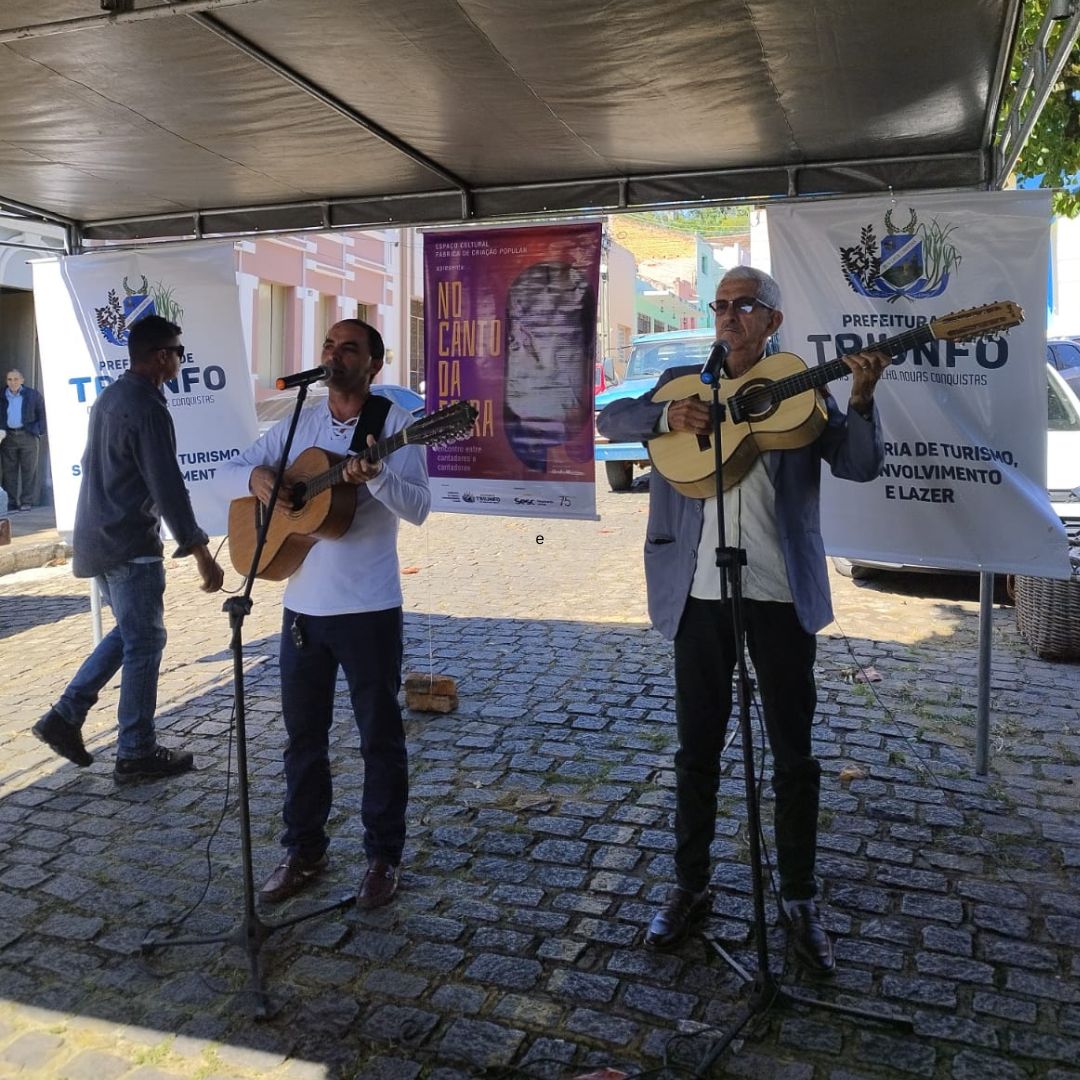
[{"xmin": 596, "ymin": 365, "xmax": 884, "ymax": 638}]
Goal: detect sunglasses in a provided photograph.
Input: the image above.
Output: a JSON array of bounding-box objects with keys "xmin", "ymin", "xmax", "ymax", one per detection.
[
  {"xmin": 708, "ymin": 296, "xmax": 773, "ymax": 316},
  {"xmin": 160, "ymin": 345, "xmax": 186, "ymax": 358}
]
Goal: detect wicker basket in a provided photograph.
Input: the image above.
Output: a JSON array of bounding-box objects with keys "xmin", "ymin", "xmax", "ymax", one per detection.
[{"xmin": 1014, "ymin": 573, "xmax": 1080, "ymax": 660}]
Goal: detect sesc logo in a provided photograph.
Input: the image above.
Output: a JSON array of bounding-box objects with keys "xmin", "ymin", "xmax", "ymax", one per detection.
[
  {"xmin": 94, "ymin": 275, "xmax": 185, "ymax": 346},
  {"xmin": 839, "ymin": 207, "xmax": 961, "ymax": 302}
]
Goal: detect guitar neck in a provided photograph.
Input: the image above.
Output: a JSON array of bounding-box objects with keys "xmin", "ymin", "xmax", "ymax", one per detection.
[
  {"xmin": 287, "ymin": 400, "xmax": 475, "ymax": 503},
  {"xmin": 777, "ymin": 322, "xmax": 936, "ymax": 400},
  {"xmin": 301, "ymin": 428, "xmax": 408, "ymax": 499}
]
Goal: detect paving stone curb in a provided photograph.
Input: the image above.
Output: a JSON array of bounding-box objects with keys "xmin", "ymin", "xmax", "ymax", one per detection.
[{"xmin": 0, "ymin": 538, "xmax": 70, "ymax": 577}]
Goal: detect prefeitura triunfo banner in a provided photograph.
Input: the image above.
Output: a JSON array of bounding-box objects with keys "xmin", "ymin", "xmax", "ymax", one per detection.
[
  {"xmin": 768, "ymin": 190, "xmax": 1067, "ymax": 578},
  {"xmin": 33, "ymin": 243, "xmax": 256, "ymax": 539}
]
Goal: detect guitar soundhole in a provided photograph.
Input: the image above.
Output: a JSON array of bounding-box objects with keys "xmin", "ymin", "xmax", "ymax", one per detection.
[
  {"xmin": 735, "ymin": 379, "xmax": 779, "ymax": 422},
  {"xmin": 696, "ymin": 434, "xmax": 711, "ymax": 452}
]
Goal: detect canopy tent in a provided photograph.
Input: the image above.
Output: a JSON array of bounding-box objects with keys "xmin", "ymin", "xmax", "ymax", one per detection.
[
  {"xmin": 5, "ymin": 1, "xmax": 1079, "ymax": 782},
  {"xmin": 0, "ymin": 0, "xmax": 1067, "ymax": 246}
]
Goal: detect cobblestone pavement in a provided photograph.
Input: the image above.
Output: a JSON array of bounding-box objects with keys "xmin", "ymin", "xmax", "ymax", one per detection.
[{"xmin": 1, "ymin": 467, "xmax": 1078, "ymax": 1080}]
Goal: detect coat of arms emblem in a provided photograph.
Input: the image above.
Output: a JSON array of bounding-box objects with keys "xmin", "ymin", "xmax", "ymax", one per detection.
[
  {"xmin": 839, "ymin": 208, "xmax": 961, "ymax": 302},
  {"xmin": 94, "ymin": 275, "xmax": 156, "ymax": 346}
]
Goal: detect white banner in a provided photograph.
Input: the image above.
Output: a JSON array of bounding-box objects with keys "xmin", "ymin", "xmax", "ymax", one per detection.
[
  {"xmin": 768, "ymin": 190, "xmax": 1069, "ymax": 578},
  {"xmin": 32, "ymin": 244, "xmax": 256, "ymax": 539}
]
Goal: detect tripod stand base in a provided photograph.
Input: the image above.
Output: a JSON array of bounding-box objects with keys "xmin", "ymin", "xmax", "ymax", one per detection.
[
  {"xmin": 142, "ymin": 894, "xmax": 356, "ymax": 1018},
  {"xmin": 695, "ymin": 934, "xmax": 913, "ymax": 1074}
]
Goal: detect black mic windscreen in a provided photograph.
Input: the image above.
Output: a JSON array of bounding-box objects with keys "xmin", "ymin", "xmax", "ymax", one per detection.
[
  {"xmin": 275, "ymin": 365, "xmax": 330, "ymax": 391},
  {"xmin": 700, "ymin": 340, "xmax": 730, "ymax": 385}
]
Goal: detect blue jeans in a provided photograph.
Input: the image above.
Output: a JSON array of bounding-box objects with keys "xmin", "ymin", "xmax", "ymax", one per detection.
[
  {"xmin": 55, "ymin": 560, "xmax": 167, "ymax": 760},
  {"xmin": 279, "ymin": 606, "xmax": 407, "ymax": 864}
]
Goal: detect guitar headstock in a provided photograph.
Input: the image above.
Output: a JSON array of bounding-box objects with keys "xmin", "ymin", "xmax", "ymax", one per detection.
[
  {"xmin": 929, "ymin": 301, "xmax": 1025, "ymax": 342},
  {"xmin": 407, "ymin": 400, "xmax": 479, "ymax": 447}
]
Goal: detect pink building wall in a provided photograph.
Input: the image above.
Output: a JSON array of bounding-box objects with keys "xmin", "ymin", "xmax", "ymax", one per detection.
[{"xmin": 235, "ymin": 230, "xmax": 397, "ymax": 400}]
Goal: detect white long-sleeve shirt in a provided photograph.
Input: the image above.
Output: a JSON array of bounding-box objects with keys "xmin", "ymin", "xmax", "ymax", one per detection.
[{"xmin": 217, "ymin": 398, "xmax": 430, "ymax": 616}]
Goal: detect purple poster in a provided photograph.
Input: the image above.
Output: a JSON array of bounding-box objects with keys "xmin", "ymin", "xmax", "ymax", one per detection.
[{"xmin": 423, "ymin": 222, "xmax": 601, "ymax": 518}]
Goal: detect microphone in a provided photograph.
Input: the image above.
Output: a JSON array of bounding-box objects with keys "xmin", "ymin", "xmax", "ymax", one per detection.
[
  {"xmin": 275, "ymin": 365, "xmax": 331, "ymax": 391},
  {"xmin": 699, "ymin": 339, "xmax": 730, "ymax": 385}
]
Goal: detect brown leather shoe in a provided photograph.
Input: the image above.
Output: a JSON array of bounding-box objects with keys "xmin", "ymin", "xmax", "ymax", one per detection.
[
  {"xmin": 258, "ymin": 851, "xmax": 326, "ymax": 904},
  {"xmin": 357, "ymin": 859, "xmax": 399, "ymax": 909}
]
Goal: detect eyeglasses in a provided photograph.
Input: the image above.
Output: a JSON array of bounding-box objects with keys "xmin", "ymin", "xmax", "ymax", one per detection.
[
  {"xmin": 708, "ymin": 296, "xmax": 773, "ymax": 316},
  {"xmin": 160, "ymin": 345, "xmax": 185, "ymax": 358}
]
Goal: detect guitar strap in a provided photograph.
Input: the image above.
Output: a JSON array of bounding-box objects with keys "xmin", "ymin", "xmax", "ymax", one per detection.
[{"xmin": 347, "ymin": 392, "xmax": 393, "ymax": 457}]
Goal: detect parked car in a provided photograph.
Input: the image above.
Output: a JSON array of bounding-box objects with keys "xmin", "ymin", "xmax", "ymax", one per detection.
[
  {"xmin": 255, "ymin": 382, "xmax": 424, "ymax": 436},
  {"xmin": 833, "ymin": 362, "xmax": 1080, "ymax": 578},
  {"xmin": 594, "ymin": 329, "xmax": 714, "ymax": 491},
  {"xmin": 370, "ymin": 383, "xmax": 426, "ymax": 418},
  {"xmin": 1047, "ymin": 338, "xmax": 1080, "ymax": 397},
  {"xmin": 1047, "ymin": 362, "xmax": 1080, "ymax": 528},
  {"xmin": 594, "ymin": 357, "xmax": 618, "ymax": 396}
]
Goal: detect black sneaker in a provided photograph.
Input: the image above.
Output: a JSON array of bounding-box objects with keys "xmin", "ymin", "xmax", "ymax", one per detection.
[
  {"xmin": 114, "ymin": 746, "xmax": 195, "ymax": 785},
  {"xmin": 32, "ymin": 709, "xmax": 92, "ymax": 767}
]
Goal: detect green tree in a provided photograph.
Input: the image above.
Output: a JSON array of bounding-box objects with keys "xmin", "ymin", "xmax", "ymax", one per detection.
[{"xmin": 1007, "ymin": 0, "xmax": 1080, "ymax": 216}]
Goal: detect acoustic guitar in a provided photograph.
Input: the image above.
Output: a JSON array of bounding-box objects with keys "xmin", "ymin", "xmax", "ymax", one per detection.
[
  {"xmin": 228, "ymin": 400, "xmax": 477, "ymax": 580},
  {"xmin": 647, "ymin": 300, "xmax": 1025, "ymax": 498}
]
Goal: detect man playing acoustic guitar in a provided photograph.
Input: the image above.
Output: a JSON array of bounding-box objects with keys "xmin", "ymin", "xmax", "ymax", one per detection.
[
  {"xmin": 597, "ymin": 267, "xmax": 889, "ymax": 972},
  {"xmin": 218, "ymin": 319, "xmax": 430, "ymax": 910}
]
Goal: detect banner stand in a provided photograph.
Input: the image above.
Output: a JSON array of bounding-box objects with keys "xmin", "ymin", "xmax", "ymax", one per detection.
[
  {"xmin": 975, "ymin": 573, "xmax": 994, "ymax": 775},
  {"xmin": 89, "ymin": 577, "xmax": 102, "ymax": 645}
]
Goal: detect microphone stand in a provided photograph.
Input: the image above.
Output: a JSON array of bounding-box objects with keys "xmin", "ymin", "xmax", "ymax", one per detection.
[
  {"xmin": 142, "ymin": 381, "xmax": 355, "ymax": 1018},
  {"xmin": 692, "ymin": 379, "xmax": 910, "ymax": 1074}
]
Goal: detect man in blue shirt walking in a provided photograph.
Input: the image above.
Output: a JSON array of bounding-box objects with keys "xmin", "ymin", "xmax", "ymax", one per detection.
[{"xmin": 32, "ymin": 315, "xmax": 224, "ymax": 784}]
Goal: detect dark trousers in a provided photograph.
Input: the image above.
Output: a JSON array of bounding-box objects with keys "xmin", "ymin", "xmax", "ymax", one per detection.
[
  {"xmin": 672, "ymin": 596, "xmax": 821, "ymax": 901},
  {"xmin": 278, "ymin": 606, "xmax": 407, "ymax": 865},
  {"xmin": 1, "ymin": 429, "xmax": 39, "ymax": 507}
]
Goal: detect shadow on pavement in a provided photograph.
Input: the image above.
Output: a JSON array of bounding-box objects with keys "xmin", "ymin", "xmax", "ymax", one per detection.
[
  {"xmin": 841, "ymin": 568, "xmax": 1015, "ymax": 606},
  {"xmin": 0, "ymin": 591, "xmax": 91, "ymax": 641}
]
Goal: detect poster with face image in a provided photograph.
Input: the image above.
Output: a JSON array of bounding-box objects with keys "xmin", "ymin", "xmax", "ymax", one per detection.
[{"xmin": 423, "ymin": 223, "xmax": 601, "ymax": 519}]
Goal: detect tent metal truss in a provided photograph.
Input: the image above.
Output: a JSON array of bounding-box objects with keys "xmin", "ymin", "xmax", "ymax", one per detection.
[{"xmin": 995, "ymin": 0, "xmax": 1080, "ymax": 187}]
